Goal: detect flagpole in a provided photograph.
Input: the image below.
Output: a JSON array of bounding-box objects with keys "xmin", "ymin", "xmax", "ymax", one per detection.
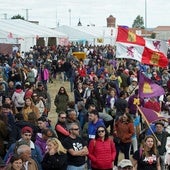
[{"xmin": 137, "ymin": 106, "xmax": 159, "ymax": 142}]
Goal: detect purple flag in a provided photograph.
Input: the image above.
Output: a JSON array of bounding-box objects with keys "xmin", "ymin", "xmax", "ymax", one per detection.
[
  {"xmin": 138, "ymin": 106, "xmax": 165, "ymax": 124},
  {"xmin": 139, "ymin": 72, "xmax": 165, "ymax": 98}
]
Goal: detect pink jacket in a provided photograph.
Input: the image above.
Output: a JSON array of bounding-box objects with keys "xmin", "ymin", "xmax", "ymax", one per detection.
[{"xmin": 88, "ymin": 138, "xmax": 116, "ymax": 169}]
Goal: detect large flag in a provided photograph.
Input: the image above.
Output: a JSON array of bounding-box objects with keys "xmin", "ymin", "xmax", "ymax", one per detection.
[
  {"xmin": 138, "ymin": 72, "xmax": 165, "ymax": 98},
  {"xmin": 116, "ymin": 26, "xmax": 145, "ymax": 45},
  {"xmin": 138, "ymin": 106, "xmax": 166, "ymax": 124},
  {"xmin": 116, "ymin": 26, "xmax": 168, "ymax": 68},
  {"xmin": 145, "ymin": 38, "xmax": 168, "ymax": 56},
  {"xmin": 142, "ymin": 47, "xmax": 168, "ymax": 68}
]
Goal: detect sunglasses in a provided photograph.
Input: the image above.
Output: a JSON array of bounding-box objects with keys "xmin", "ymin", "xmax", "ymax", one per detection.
[
  {"xmin": 98, "ymin": 130, "xmax": 105, "ymax": 133},
  {"xmin": 71, "ymin": 128, "xmax": 79, "ymax": 131}
]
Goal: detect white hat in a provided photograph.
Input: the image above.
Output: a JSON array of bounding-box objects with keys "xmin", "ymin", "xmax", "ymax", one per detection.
[
  {"xmin": 132, "ymin": 77, "xmax": 137, "ymax": 82},
  {"xmin": 118, "ymin": 159, "xmax": 133, "ymax": 168}
]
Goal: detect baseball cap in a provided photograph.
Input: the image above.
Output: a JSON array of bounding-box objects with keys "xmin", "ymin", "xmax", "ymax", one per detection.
[
  {"xmin": 21, "ymin": 126, "xmax": 33, "ymax": 134},
  {"xmin": 118, "ymin": 159, "xmax": 133, "ymax": 168}
]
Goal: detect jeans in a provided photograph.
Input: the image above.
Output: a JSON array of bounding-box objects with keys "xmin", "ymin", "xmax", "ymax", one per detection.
[{"xmin": 67, "ymin": 164, "xmax": 85, "ymax": 170}]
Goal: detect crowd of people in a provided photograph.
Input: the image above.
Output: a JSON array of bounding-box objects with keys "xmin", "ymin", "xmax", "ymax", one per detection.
[{"xmin": 0, "ymin": 44, "xmax": 170, "ymax": 170}]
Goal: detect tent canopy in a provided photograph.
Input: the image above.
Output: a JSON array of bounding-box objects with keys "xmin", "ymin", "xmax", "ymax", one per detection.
[{"xmin": 0, "ymin": 19, "xmax": 67, "ymax": 39}]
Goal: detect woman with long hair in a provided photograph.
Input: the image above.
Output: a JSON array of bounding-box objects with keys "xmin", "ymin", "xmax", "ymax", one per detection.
[
  {"xmin": 42, "ymin": 137, "xmax": 67, "ymax": 170},
  {"xmin": 54, "ymin": 86, "xmax": 69, "ymax": 113},
  {"xmin": 88, "ymin": 125, "xmax": 116, "ymax": 170},
  {"xmin": 132, "ymin": 135, "xmax": 161, "ymax": 170},
  {"xmin": 22, "ymin": 97, "xmax": 40, "ymax": 121}
]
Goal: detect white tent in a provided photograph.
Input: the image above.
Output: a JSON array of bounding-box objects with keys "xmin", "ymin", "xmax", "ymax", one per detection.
[
  {"xmin": 57, "ymin": 25, "xmax": 97, "ymax": 44},
  {"xmin": 57, "ymin": 25, "xmax": 117, "ymax": 45},
  {"xmin": 0, "ymin": 19, "xmax": 67, "ymax": 52},
  {"xmin": 74, "ymin": 26, "xmax": 117, "ymax": 45}
]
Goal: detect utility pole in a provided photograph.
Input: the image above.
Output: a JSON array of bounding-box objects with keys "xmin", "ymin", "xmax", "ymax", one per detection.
[
  {"xmin": 22, "ymin": 8, "xmax": 31, "ymax": 21},
  {"xmin": 3, "ymin": 13, "xmax": 7, "ymax": 19},
  {"xmin": 68, "ymin": 9, "xmax": 71, "ymax": 26}
]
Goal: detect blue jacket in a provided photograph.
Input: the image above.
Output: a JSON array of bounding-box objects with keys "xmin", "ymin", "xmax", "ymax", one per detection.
[{"xmin": 88, "ymin": 119, "xmax": 105, "ymax": 140}]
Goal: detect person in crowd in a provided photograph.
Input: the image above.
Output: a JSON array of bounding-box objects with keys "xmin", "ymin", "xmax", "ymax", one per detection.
[
  {"xmin": 37, "ymin": 116, "xmax": 50, "ymax": 132},
  {"xmin": 85, "ymin": 89, "xmax": 103, "ymax": 112},
  {"xmin": 0, "ymin": 103, "xmax": 15, "ymax": 137},
  {"xmin": 42, "ymin": 138, "xmax": 67, "ymax": 170},
  {"xmin": 17, "ymin": 145, "xmax": 39, "ymax": 170},
  {"xmin": 12, "ymin": 84, "xmax": 25, "ymax": 112},
  {"xmin": 151, "ymin": 71, "xmax": 162, "ymax": 85},
  {"xmin": 88, "ymin": 125, "xmax": 116, "ymax": 170},
  {"xmin": 35, "ymin": 128, "xmax": 56, "ymax": 156},
  {"xmin": 65, "ymin": 109, "xmax": 81, "ymax": 131},
  {"xmin": 33, "ymin": 81, "xmax": 51, "ymax": 116},
  {"xmin": 7, "ymin": 81, "xmax": 15, "ymax": 97},
  {"xmin": 162, "ymin": 68, "xmax": 170, "ymax": 88},
  {"xmin": 4, "ymin": 126, "xmax": 43, "ymax": 170},
  {"xmin": 128, "ymin": 77, "xmax": 138, "ymax": 96},
  {"xmin": 38, "ymin": 64, "xmax": 49, "ymax": 90},
  {"xmin": 132, "ymin": 135, "xmax": 161, "ymax": 170},
  {"xmin": 5, "ymin": 154, "xmax": 23, "ymax": 170},
  {"xmin": 4, "ymin": 96, "xmax": 18, "ymax": 115},
  {"xmin": 88, "ymin": 104, "xmax": 113, "ymax": 134},
  {"xmin": 128, "ymin": 89, "xmax": 144, "ymax": 117},
  {"xmin": 105, "ymin": 88, "xmax": 117, "ymax": 133},
  {"xmin": 83, "ymin": 82, "xmax": 94, "ymax": 103},
  {"xmin": 77, "ymin": 101, "xmax": 88, "ymax": 129},
  {"xmin": 7, "ymin": 113, "xmax": 31, "ymax": 147},
  {"xmin": 82, "ymin": 109, "xmax": 105, "ymax": 143},
  {"xmin": 0, "ymin": 115, "xmax": 8, "ymax": 158},
  {"xmin": 22, "ymin": 97, "xmax": 40, "ymax": 121},
  {"xmin": 154, "ymin": 121, "xmax": 170, "ymax": 169},
  {"xmin": 55, "ymin": 111, "xmax": 70, "ymax": 143},
  {"xmin": 113, "ymin": 113, "xmax": 135, "ymax": 166},
  {"xmin": 32, "ymin": 92, "xmax": 45, "ymax": 116},
  {"xmin": 144, "ymin": 97, "xmax": 161, "ymax": 113},
  {"xmin": 54, "ymin": 86, "xmax": 69, "ymax": 113},
  {"xmin": 24, "ymin": 82, "xmax": 34, "ymax": 99},
  {"xmin": 26, "ymin": 67, "xmax": 35, "ymax": 85},
  {"xmin": 114, "ymin": 91, "xmax": 129, "ymax": 118},
  {"xmin": 117, "ymin": 159, "xmax": 133, "ymax": 170},
  {"xmin": 63, "ymin": 123, "xmax": 88, "ymax": 170},
  {"xmin": 74, "ymin": 82, "xmax": 85, "ymax": 112},
  {"xmin": 0, "ymin": 156, "xmax": 6, "ymax": 170}
]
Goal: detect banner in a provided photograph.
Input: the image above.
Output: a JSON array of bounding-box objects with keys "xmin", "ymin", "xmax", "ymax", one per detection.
[
  {"xmin": 138, "ymin": 72, "xmax": 165, "ymax": 98},
  {"xmin": 116, "ymin": 26, "xmax": 168, "ymax": 68}
]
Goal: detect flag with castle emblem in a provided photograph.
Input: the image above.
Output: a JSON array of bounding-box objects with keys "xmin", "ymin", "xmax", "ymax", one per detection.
[
  {"xmin": 116, "ymin": 26, "xmax": 168, "ymax": 68},
  {"xmin": 138, "ymin": 72, "xmax": 165, "ymax": 98}
]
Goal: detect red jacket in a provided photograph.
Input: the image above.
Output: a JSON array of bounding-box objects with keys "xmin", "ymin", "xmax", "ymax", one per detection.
[{"xmin": 88, "ymin": 138, "xmax": 116, "ymax": 169}]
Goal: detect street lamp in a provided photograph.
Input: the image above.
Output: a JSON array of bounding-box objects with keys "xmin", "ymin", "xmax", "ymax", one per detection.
[
  {"xmin": 145, "ymin": 0, "xmax": 147, "ymax": 29},
  {"xmin": 68, "ymin": 9, "xmax": 71, "ymax": 26}
]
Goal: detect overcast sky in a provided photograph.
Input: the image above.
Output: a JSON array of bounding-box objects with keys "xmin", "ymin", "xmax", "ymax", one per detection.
[{"xmin": 0, "ymin": 0, "xmax": 170, "ymax": 28}]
